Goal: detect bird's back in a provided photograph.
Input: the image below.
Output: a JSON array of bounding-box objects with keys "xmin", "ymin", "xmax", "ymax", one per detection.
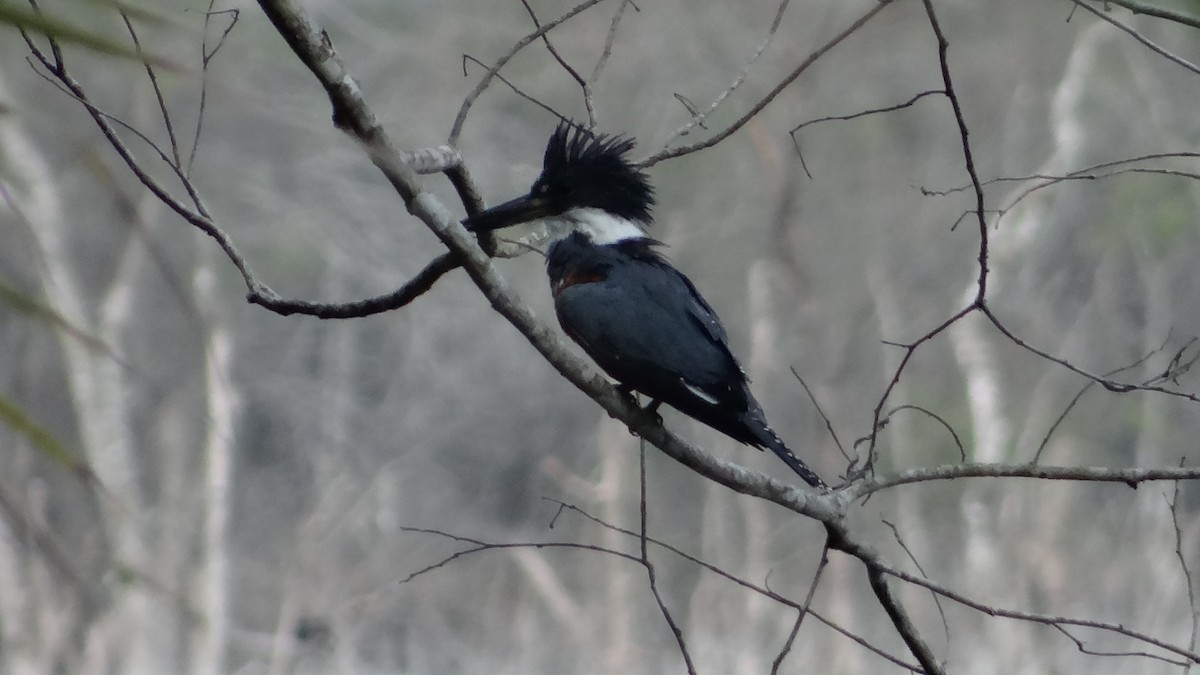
[{"xmin": 549, "ymin": 235, "xmax": 757, "ymax": 427}]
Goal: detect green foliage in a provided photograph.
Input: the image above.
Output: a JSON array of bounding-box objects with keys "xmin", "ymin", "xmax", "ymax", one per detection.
[
  {"xmin": 0, "ymin": 279, "xmax": 123, "ymax": 363},
  {"xmin": 1103, "ymin": 174, "xmax": 1196, "ymax": 258},
  {"xmin": 0, "ymin": 395, "xmax": 83, "ymax": 473},
  {"xmin": 1, "ymin": 0, "xmax": 183, "ymax": 67}
]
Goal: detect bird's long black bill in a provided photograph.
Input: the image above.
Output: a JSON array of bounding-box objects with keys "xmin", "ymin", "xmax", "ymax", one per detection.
[{"xmin": 463, "ymin": 193, "xmax": 555, "ymax": 232}]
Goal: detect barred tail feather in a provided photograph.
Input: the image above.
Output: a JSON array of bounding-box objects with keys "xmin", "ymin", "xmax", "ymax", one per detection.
[{"xmin": 756, "ymin": 426, "xmax": 825, "ymax": 488}]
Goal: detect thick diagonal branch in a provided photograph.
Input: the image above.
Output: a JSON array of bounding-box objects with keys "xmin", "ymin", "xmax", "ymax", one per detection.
[{"xmin": 254, "ymin": 0, "xmax": 835, "ymax": 521}]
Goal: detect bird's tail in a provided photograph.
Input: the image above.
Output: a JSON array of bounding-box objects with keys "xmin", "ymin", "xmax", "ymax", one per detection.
[{"xmin": 751, "ymin": 423, "xmax": 825, "ymax": 489}]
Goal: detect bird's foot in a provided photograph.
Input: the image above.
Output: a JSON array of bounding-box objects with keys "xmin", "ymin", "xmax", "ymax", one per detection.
[{"xmin": 640, "ymin": 399, "xmax": 663, "ymax": 426}]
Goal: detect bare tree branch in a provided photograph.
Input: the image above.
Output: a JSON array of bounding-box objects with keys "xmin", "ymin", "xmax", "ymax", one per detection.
[
  {"xmin": 1091, "ymin": 0, "xmax": 1200, "ymax": 30},
  {"xmin": 640, "ymin": 0, "xmax": 894, "ymax": 167},
  {"xmin": 1031, "ymin": 343, "xmax": 1171, "ymax": 463},
  {"xmin": 26, "ymin": 2, "xmax": 1200, "ymax": 671},
  {"xmin": 770, "ymin": 538, "xmax": 829, "ymax": 675},
  {"xmin": 448, "ymin": 0, "xmax": 611, "ymax": 144},
  {"xmin": 253, "ymin": 0, "xmax": 845, "ymax": 528},
  {"xmin": 862, "ymin": 305, "xmax": 976, "ymax": 474},
  {"xmin": 190, "ymin": 1, "xmax": 239, "ymax": 173},
  {"xmin": 856, "ymin": 463, "xmax": 1200, "ymax": 497},
  {"xmin": 873, "ymin": 405, "xmax": 966, "ymax": 463},
  {"xmin": 882, "ymin": 557, "xmax": 1200, "ymax": 665},
  {"xmin": 638, "ymin": 442, "xmax": 695, "ymax": 674},
  {"xmin": 923, "ymin": 152, "xmax": 1200, "ymax": 200},
  {"xmin": 119, "ymin": 11, "xmax": 181, "ymax": 166},
  {"xmin": 21, "ymin": 23, "xmax": 264, "ymax": 299},
  {"xmin": 248, "ymin": 253, "xmax": 462, "ymax": 318},
  {"xmin": 826, "ymin": 520, "xmax": 946, "ymax": 675},
  {"xmin": 658, "ymin": 0, "xmax": 793, "ymax": 148},
  {"xmin": 921, "ymin": 0, "xmax": 988, "ymax": 303},
  {"xmin": 982, "ymin": 305, "xmax": 1200, "ymax": 403},
  {"xmin": 789, "ymin": 89, "xmax": 943, "ymax": 178},
  {"xmin": 589, "ymin": 0, "xmax": 636, "ymax": 83},
  {"xmin": 1070, "ymin": 0, "xmax": 1200, "ymax": 75},
  {"xmin": 518, "ymin": 0, "xmax": 597, "ymax": 127},
  {"xmin": 394, "ymin": 526, "xmax": 640, "ymax": 585},
  {"xmin": 791, "ymin": 367, "xmax": 850, "ymax": 464},
  {"xmin": 883, "ymin": 519, "xmax": 950, "ymax": 649},
  {"xmin": 1170, "ymin": 474, "xmax": 1200, "ymax": 661}
]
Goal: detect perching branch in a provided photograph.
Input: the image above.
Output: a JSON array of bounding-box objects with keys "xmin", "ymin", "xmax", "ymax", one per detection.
[
  {"xmin": 854, "ymin": 463, "xmax": 1200, "ymax": 498},
  {"xmin": 254, "ymin": 0, "xmax": 842, "ymax": 523},
  {"xmin": 26, "ymin": 2, "xmax": 1200, "ymax": 672}
]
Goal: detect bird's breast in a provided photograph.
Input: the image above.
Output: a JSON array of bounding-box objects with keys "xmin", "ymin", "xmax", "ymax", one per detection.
[{"xmin": 552, "ymin": 270, "xmax": 608, "ymax": 297}]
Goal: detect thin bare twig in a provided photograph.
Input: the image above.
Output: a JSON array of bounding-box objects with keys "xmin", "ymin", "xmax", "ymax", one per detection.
[
  {"xmin": 518, "ymin": 0, "xmax": 596, "ymax": 127},
  {"xmin": 1030, "ymin": 341, "xmax": 1171, "ymax": 463},
  {"xmin": 1169, "ymin": 471, "xmax": 1200, "ymax": 663},
  {"xmin": 461, "ymin": 54, "xmax": 562, "ymax": 119},
  {"xmin": 1090, "ymin": 0, "xmax": 1200, "ymax": 31},
  {"xmin": 791, "ymin": 367, "xmax": 850, "ymax": 464},
  {"xmin": 771, "ymin": 537, "xmax": 830, "ymax": 674},
  {"xmin": 21, "ymin": 24, "xmax": 264, "ymax": 298},
  {"xmin": 1051, "ymin": 624, "xmax": 1187, "ymax": 665},
  {"xmin": 546, "ymin": 500, "xmax": 920, "ymax": 670},
  {"xmin": 790, "ymin": 89, "xmax": 944, "ymax": 137},
  {"xmin": 922, "ymin": 0, "xmax": 988, "ymax": 302},
  {"xmin": 248, "ymin": 253, "xmax": 462, "ymax": 318},
  {"xmin": 861, "ymin": 304, "xmax": 976, "ymax": 474},
  {"xmin": 1069, "ymin": 0, "xmax": 1200, "ymax": 75},
  {"xmin": 659, "ymin": 0, "xmax": 793, "ymax": 147},
  {"xmin": 924, "ymin": 154, "xmax": 1200, "ymax": 233},
  {"xmin": 854, "ymin": 463, "xmax": 1200, "ymax": 498},
  {"xmin": 589, "ymin": 0, "xmax": 636, "ymax": 83},
  {"xmin": 881, "ymin": 557, "xmax": 1200, "ymax": 665},
  {"xmin": 924, "ymin": 152, "xmax": 1200, "ymax": 198},
  {"xmin": 883, "ymin": 519, "xmax": 951, "ymax": 650},
  {"xmin": 638, "ymin": 441, "xmax": 696, "ymax": 673},
  {"xmin": 1030, "ymin": 382, "xmax": 1095, "ymax": 464},
  {"xmin": 826, "ymin": 520, "xmax": 945, "ymax": 675},
  {"xmin": 120, "ymin": 11, "xmax": 181, "ymax": 166},
  {"xmin": 641, "ymin": 0, "xmax": 894, "ymax": 167},
  {"xmin": 982, "ymin": 305, "xmax": 1200, "ymax": 403},
  {"xmin": 789, "ymin": 89, "xmax": 943, "ymax": 178},
  {"xmin": 27, "ymin": 28, "xmax": 465, "ymax": 320},
  {"xmin": 448, "ymin": 0, "xmax": 610, "ymax": 144},
  {"xmin": 394, "ymin": 525, "xmax": 639, "ymax": 585},
  {"xmin": 877, "ymin": 405, "xmax": 966, "ymax": 462},
  {"xmin": 850, "ymin": 0, "xmax": 997, "ymax": 478},
  {"xmin": 190, "ymin": 3, "xmax": 239, "ymax": 173}
]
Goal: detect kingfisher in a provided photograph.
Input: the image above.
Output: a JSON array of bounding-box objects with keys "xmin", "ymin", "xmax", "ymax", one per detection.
[{"xmin": 464, "ymin": 121, "xmax": 825, "ymax": 488}]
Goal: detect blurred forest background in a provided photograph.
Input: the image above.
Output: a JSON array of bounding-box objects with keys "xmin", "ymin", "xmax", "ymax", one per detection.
[{"xmin": 3, "ymin": 0, "xmax": 1200, "ymax": 673}]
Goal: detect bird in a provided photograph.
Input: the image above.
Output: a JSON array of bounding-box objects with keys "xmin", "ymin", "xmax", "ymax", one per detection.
[{"xmin": 464, "ymin": 121, "xmax": 825, "ymax": 488}]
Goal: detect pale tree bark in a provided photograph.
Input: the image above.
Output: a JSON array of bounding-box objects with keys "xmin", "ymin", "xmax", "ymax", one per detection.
[
  {"xmin": 0, "ymin": 73, "xmax": 171, "ymax": 674},
  {"xmin": 189, "ymin": 242, "xmax": 238, "ymax": 675},
  {"xmin": 594, "ymin": 420, "xmax": 636, "ymax": 672},
  {"xmin": 12, "ymin": 0, "xmax": 1200, "ymax": 672}
]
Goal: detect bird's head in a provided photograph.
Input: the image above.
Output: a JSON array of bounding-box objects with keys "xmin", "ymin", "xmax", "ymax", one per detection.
[{"xmin": 464, "ymin": 121, "xmax": 655, "ymax": 245}]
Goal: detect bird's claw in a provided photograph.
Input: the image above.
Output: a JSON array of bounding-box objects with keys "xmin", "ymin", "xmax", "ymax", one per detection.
[{"xmin": 641, "ymin": 399, "xmax": 663, "ymax": 426}]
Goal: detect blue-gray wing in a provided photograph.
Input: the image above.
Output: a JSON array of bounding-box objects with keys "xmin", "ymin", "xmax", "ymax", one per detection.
[{"xmin": 554, "ymin": 254, "xmax": 749, "ymax": 412}]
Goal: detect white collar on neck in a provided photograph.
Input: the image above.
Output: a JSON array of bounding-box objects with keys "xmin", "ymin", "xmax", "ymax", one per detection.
[{"xmin": 544, "ymin": 207, "xmax": 647, "ymax": 245}]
